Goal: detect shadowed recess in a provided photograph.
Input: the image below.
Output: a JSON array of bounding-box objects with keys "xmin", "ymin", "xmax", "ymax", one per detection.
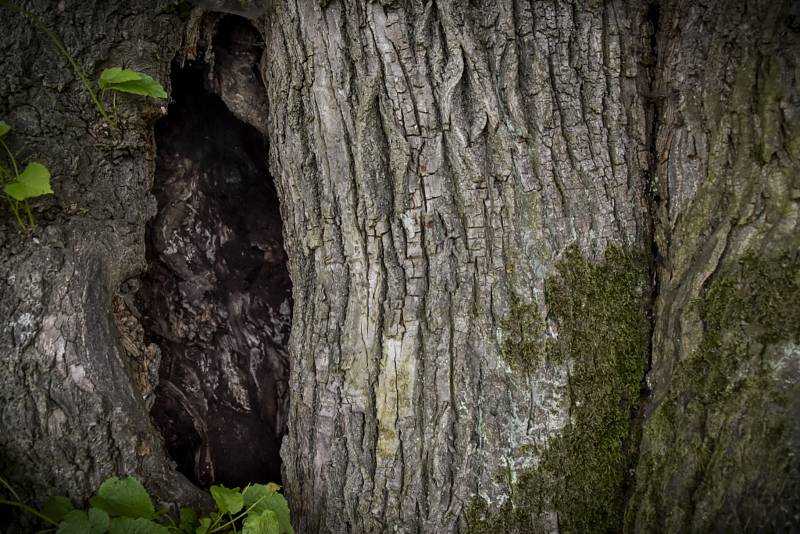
[{"xmin": 138, "ymin": 16, "xmax": 290, "ymax": 489}]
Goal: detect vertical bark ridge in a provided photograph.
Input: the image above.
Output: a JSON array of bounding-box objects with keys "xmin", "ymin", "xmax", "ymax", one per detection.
[{"xmin": 628, "ymin": 0, "xmax": 800, "ymax": 530}]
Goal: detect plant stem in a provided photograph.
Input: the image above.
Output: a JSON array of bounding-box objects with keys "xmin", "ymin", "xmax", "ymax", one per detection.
[
  {"xmin": 0, "ymin": 0, "xmax": 116, "ymax": 127},
  {"xmin": 0, "ymin": 161, "xmax": 12, "ymax": 186},
  {"xmin": 209, "ymin": 495, "xmax": 268, "ymax": 533},
  {"xmin": 9, "ymin": 199, "xmax": 27, "ymax": 230},
  {"xmin": 0, "ymin": 475, "xmax": 22, "ymax": 502},
  {"xmin": 23, "ymin": 200, "xmax": 35, "ymax": 227},
  {"xmin": 0, "ymin": 137, "xmax": 19, "ymax": 176},
  {"xmin": 0, "ymin": 498, "xmax": 59, "ymax": 527},
  {"xmin": 112, "ymin": 91, "xmax": 119, "ymax": 125}
]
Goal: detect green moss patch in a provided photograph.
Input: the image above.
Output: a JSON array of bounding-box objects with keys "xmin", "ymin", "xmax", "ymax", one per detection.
[
  {"xmin": 500, "ymin": 296, "xmax": 545, "ymax": 373},
  {"xmin": 471, "ymin": 246, "xmax": 650, "ymax": 533}
]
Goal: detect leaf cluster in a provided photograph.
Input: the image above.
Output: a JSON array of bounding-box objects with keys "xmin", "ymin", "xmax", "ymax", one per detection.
[
  {"xmin": 0, "ymin": 0, "xmax": 167, "ymax": 128},
  {"xmin": 0, "ymin": 475, "xmax": 294, "ymax": 534}
]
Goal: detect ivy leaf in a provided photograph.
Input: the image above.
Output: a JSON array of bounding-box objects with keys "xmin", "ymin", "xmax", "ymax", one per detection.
[
  {"xmin": 99, "ymin": 68, "xmax": 144, "ymax": 88},
  {"xmin": 210, "ymin": 484, "xmax": 244, "ymax": 515},
  {"xmin": 179, "ymin": 507, "xmax": 197, "ymax": 532},
  {"xmin": 99, "ymin": 68, "xmax": 167, "ymax": 98},
  {"xmin": 89, "ymin": 477, "xmax": 155, "ymax": 519},
  {"xmin": 242, "ymin": 510, "xmax": 280, "ymax": 534},
  {"xmin": 42, "ymin": 496, "xmax": 74, "ymax": 523},
  {"xmin": 108, "ymin": 517, "xmax": 170, "ymax": 534},
  {"xmin": 242, "ymin": 484, "xmax": 266, "ymax": 508},
  {"xmin": 195, "ymin": 517, "xmax": 212, "ymax": 534},
  {"xmin": 3, "ymin": 162, "xmax": 52, "ymax": 201},
  {"xmin": 109, "ymin": 76, "xmax": 167, "ymax": 98},
  {"xmin": 242, "ymin": 485, "xmax": 293, "ymax": 534},
  {"xmin": 0, "ymin": 120, "xmax": 10, "ymax": 136}
]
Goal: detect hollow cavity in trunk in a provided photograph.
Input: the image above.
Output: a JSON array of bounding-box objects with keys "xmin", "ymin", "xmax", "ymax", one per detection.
[{"xmin": 138, "ymin": 15, "xmax": 290, "ymax": 489}]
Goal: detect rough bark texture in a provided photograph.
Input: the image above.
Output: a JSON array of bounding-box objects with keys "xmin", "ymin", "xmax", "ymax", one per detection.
[
  {"xmin": 0, "ymin": 0, "xmax": 798, "ymax": 533},
  {"xmin": 265, "ymin": 1, "xmax": 652, "ymax": 532}
]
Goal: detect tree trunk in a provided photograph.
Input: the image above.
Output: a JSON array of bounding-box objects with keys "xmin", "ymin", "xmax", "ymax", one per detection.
[
  {"xmin": 0, "ymin": 0, "xmax": 206, "ymax": 508},
  {"xmin": 0, "ymin": 0, "xmax": 797, "ymax": 533},
  {"xmin": 628, "ymin": 0, "xmax": 800, "ymax": 531},
  {"xmin": 266, "ymin": 1, "xmax": 653, "ymax": 532}
]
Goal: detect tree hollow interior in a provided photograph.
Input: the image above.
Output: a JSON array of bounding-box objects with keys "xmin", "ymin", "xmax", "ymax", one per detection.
[{"xmin": 137, "ymin": 15, "xmax": 290, "ymax": 489}]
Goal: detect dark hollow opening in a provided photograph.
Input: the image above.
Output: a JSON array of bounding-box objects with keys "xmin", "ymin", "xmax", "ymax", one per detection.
[{"xmin": 137, "ymin": 15, "xmax": 291, "ymax": 489}]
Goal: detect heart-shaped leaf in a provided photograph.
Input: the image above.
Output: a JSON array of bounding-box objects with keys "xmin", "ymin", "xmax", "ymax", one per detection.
[
  {"xmin": 57, "ymin": 508, "xmax": 107, "ymax": 534},
  {"xmin": 88, "ymin": 507, "xmax": 110, "ymax": 532},
  {"xmin": 210, "ymin": 484, "xmax": 244, "ymax": 515},
  {"xmin": 0, "ymin": 120, "xmax": 10, "ymax": 136},
  {"xmin": 3, "ymin": 162, "xmax": 52, "ymax": 201},
  {"xmin": 242, "ymin": 510, "xmax": 280, "ymax": 534},
  {"xmin": 99, "ymin": 68, "xmax": 145, "ymax": 88},
  {"xmin": 195, "ymin": 517, "xmax": 212, "ymax": 534},
  {"xmin": 99, "ymin": 68, "xmax": 167, "ymax": 98},
  {"xmin": 89, "ymin": 477, "xmax": 155, "ymax": 520},
  {"xmin": 43, "ymin": 496, "xmax": 75, "ymax": 523},
  {"xmin": 179, "ymin": 507, "xmax": 197, "ymax": 532},
  {"xmin": 242, "ymin": 485, "xmax": 293, "ymax": 534},
  {"xmin": 108, "ymin": 517, "xmax": 170, "ymax": 534}
]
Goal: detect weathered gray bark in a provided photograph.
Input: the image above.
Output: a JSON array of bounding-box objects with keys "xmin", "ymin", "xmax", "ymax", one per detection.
[
  {"xmin": 0, "ymin": 0, "xmax": 798, "ymax": 533},
  {"xmin": 266, "ymin": 1, "xmax": 652, "ymax": 532}
]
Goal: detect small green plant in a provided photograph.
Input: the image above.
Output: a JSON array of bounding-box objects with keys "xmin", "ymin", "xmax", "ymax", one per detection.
[
  {"xmin": 0, "ymin": 474, "xmax": 294, "ymax": 534},
  {"xmin": 97, "ymin": 67, "xmax": 169, "ymax": 125},
  {"xmin": 0, "ymin": 120, "xmax": 53, "ymax": 230},
  {"xmin": 0, "ymin": 0, "xmax": 168, "ymax": 127}
]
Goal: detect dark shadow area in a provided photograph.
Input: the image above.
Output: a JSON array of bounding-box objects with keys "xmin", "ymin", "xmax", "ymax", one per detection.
[{"xmin": 137, "ymin": 16, "xmax": 291, "ymax": 489}]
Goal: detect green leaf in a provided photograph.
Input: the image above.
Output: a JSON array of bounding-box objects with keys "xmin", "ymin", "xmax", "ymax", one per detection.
[
  {"xmin": 195, "ymin": 517, "xmax": 211, "ymax": 534},
  {"xmin": 89, "ymin": 476, "xmax": 155, "ymax": 519},
  {"xmin": 89, "ymin": 507, "xmax": 110, "ymax": 532},
  {"xmin": 0, "ymin": 120, "xmax": 10, "ymax": 136},
  {"xmin": 179, "ymin": 507, "xmax": 197, "ymax": 533},
  {"xmin": 108, "ymin": 517, "xmax": 170, "ymax": 534},
  {"xmin": 3, "ymin": 162, "xmax": 52, "ymax": 201},
  {"xmin": 99, "ymin": 67, "xmax": 144, "ymax": 88},
  {"xmin": 210, "ymin": 484, "xmax": 244, "ymax": 515},
  {"xmin": 242, "ymin": 487, "xmax": 293, "ymax": 534},
  {"xmin": 43, "ymin": 496, "xmax": 74, "ymax": 523},
  {"xmin": 103, "ymin": 71, "xmax": 167, "ymax": 98},
  {"xmin": 242, "ymin": 510, "xmax": 280, "ymax": 534},
  {"xmin": 57, "ymin": 510, "xmax": 90, "ymax": 534},
  {"xmin": 57, "ymin": 509, "xmax": 107, "ymax": 534}
]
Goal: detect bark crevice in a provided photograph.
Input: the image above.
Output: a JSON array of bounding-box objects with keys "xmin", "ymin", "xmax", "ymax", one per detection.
[{"xmin": 621, "ymin": 0, "xmax": 663, "ymax": 515}]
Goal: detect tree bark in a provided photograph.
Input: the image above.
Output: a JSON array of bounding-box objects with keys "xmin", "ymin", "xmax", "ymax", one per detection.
[
  {"xmin": 628, "ymin": 0, "xmax": 800, "ymax": 530},
  {"xmin": 0, "ymin": 0, "xmax": 206, "ymax": 509},
  {"xmin": 265, "ymin": 1, "xmax": 653, "ymax": 532},
  {"xmin": 0, "ymin": 0, "xmax": 797, "ymax": 533}
]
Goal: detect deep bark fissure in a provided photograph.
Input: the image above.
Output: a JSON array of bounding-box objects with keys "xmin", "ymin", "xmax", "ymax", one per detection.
[
  {"xmin": 622, "ymin": 0, "xmax": 663, "ymax": 514},
  {"xmin": 138, "ymin": 14, "xmax": 291, "ymax": 490}
]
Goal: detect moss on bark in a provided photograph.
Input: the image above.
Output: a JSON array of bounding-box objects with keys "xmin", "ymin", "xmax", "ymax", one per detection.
[
  {"xmin": 626, "ymin": 250, "xmax": 800, "ymax": 531},
  {"xmin": 471, "ymin": 246, "xmax": 650, "ymax": 533}
]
